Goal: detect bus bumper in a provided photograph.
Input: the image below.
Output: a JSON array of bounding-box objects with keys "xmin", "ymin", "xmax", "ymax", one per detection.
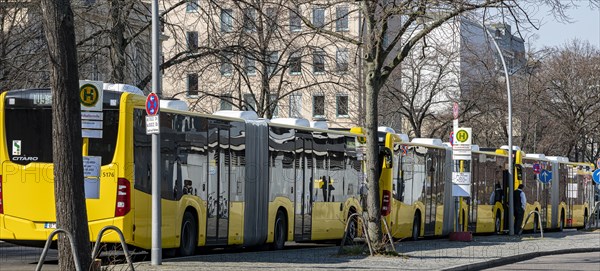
[{"xmin": 0, "ymin": 214, "xmax": 130, "ymax": 245}]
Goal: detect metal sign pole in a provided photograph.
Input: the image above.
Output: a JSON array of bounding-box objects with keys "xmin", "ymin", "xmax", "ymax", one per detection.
[{"xmin": 151, "ymin": 0, "xmax": 162, "ymax": 265}]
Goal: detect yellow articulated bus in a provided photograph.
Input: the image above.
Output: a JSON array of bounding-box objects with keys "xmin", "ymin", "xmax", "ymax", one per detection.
[
  {"xmin": 376, "ymin": 128, "xmax": 453, "ymax": 240},
  {"xmin": 547, "ymin": 157, "xmax": 595, "ymax": 230},
  {"xmin": 0, "ymin": 87, "xmax": 364, "ymax": 255},
  {"xmin": 467, "ymin": 146, "xmax": 524, "ymax": 234},
  {"xmin": 520, "ymin": 153, "xmax": 553, "ymax": 231}
]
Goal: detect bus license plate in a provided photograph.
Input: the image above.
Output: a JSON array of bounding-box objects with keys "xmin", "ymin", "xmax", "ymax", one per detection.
[{"xmin": 44, "ymin": 223, "xmax": 57, "ymax": 229}]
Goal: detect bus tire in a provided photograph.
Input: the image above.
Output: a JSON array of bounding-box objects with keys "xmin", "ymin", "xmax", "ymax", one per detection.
[
  {"xmin": 411, "ymin": 214, "xmax": 420, "ymax": 241},
  {"xmin": 178, "ymin": 211, "xmax": 197, "ymax": 257},
  {"xmin": 559, "ymin": 211, "xmax": 565, "ymax": 232},
  {"xmin": 345, "ymin": 213, "xmax": 358, "ymax": 245},
  {"xmin": 533, "ymin": 209, "xmax": 540, "ymax": 233},
  {"xmin": 272, "ymin": 210, "xmax": 287, "ymax": 250},
  {"xmin": 495, "ymin": 211, "xmax": 501, "ymax": 234}
]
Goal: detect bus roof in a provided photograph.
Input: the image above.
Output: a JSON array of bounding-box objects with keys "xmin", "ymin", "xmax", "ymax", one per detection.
[
  {"xmin": 213, "ymin": 110, "xmax": 258, "ymax": 120},
  {"xmin": 411, "ymin": 138, "xmax": 443, "ymax": 147},
  {"xmin": 547, "ymin": 156, "xmax": 569, "ymax": 163},
  {"xmin": 524, "ymin": 153, "xmax": 548, "ymax": 161}
]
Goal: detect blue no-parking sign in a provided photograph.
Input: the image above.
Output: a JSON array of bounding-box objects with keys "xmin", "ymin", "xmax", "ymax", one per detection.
[{"xmin": 146, "ymin": 93, "xmax": 160, "ymax": 116}]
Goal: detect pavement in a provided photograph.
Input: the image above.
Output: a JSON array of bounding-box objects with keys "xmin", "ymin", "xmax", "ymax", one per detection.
[{"xmin": 121, "ymin": 229, "xmax": 600, "ymax": 271}]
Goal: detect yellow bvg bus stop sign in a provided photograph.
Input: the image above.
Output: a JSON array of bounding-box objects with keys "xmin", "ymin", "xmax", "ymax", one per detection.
[
  {"xmin": 79, "ymin": 80, "xmax": 103, "ymax": 112},
  {"xmin": 455, "ymin": 129, "xmax": 469, "ymax": 143}
]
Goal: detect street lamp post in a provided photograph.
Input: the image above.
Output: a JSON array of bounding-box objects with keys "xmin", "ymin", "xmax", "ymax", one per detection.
[{"xmin": 480, "ymin": 23, "xmax": 515, "ymax": 236}]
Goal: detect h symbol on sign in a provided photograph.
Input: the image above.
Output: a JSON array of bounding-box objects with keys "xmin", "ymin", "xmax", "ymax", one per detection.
[{"xmin": 83, "ymin": 89, "xmax": 96, "ymax": 101}]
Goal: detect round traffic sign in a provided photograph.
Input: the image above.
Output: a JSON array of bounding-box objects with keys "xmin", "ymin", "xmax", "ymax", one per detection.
[
  {"xmin": 593, "ymin": 169, "xmax": 600, "ymax": 185},
  {"xmin": 539, "ymin": 169, "xmax": 552, "ymax": 184},
  {"xmin": 146, "ymin": 93, "xmax": 160, "ymax": 116},
  {"xmin": 80, "ymin": 84, "xmax": 100, "ymax": 107},
  {"xmin": 533, "ymin": 163, "xmax": 541, "ymax": 174}
]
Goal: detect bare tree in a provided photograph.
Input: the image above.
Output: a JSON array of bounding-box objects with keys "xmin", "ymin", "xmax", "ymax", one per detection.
[
  {"xmin": 40, "ymin": 0, "xmax": 92, "ymax": 270},
  {"xmin": 156, "ymin": 0, "xmax": 360, "ymax": 125},
  {"xmin": 0, "ymin": 1, "xmax": 49, "ymax": 90},
  {"xmin": 380, "ymin": 33, "xmax": 460, "ymax": 138},
  {"xmin": 534, "ymin": 40, "xmax": 600, "ymax": 159}
]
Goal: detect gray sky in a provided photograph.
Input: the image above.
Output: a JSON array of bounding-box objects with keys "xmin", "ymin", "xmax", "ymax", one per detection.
[{"xmin": 528, "ymin": 3, "xmax": 600, "ymax": 49}]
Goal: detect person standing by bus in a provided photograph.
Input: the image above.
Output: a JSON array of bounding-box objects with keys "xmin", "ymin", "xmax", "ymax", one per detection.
[
  {"xmin": 513, "ymin": 184, "xmax": 526, "ymax": 233},
  {"xmin": 489, "ymin": 183, "xmax": 503, "ymax": 205}
]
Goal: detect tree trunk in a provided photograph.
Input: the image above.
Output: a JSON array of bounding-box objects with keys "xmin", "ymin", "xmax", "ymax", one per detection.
[
  {"xmin": 364, "ymin": 61, "xmax": 384, "ymax": 251},
  {"xmin": 110, "ymin": 0, "xmax": 126, "ymax": 82},
  {"xmin": 40, "ymin": 1, "xmax": 92, "ymax": 270}
]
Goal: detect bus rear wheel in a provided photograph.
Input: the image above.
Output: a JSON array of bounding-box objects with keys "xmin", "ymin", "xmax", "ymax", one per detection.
[
  {"xmin": 411, "ymin": 215, "xmax": 420, "ymax": 241},
  {"xmin": 178, "ymin": 211, "xmax": 197, "ymax": 257},
  {"xmin": 559, "ymin": 212, "xmax": 565, "ymax": 232},
  {"xmin": 272, "ymin": 210, "xmax": 287, "ymax": 250},
  {"xmin": 494, "ymin": 212, "xmax": 501, "ymax": 234}
]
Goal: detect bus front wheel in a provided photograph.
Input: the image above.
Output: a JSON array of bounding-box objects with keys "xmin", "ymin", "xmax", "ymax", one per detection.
[
  {"xmin": 178, "ymin": 211, "xmax": 197, "ymax": 256},
  {"xmin": 272, "ymin": 210, "xmax": 287, "ymax": 250},
  {"xmin": 411, "ymin": 215, "xmax": 421, "ymax": 241}
]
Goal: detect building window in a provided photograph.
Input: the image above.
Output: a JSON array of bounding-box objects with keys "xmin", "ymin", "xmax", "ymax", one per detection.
[
  {"xmin": 220, "ymin": 95, "xmax": 233, "ymax": 110},
  {"xmin": 289, "ymin": 7, "xmax": 301, "ymax": 32},
  {"xmin": 336, "ymin": 95, "xmax": 349, "ymax": 117},
  {"xmin": 244, "ymin": 55, "xmax": 256, "ymax": 75},
  {"xmin": 313, "ymin": 7, "xmax": 325, "ymax": 28},
  {"xmin": 266, "ymin": 7, "xmax": 277, "ymax": 32},
  {"xmin": 187, "ymin": 74, "xmax": 198, "ymax": 96},
  {"xmin": 220, "ymin": 53, "xmax": 233, "ymax": 76},
  {"xmin": 243, "ymin": 93, "xmax": 256, "ymax": 111},
  {"xmin": 243, "ymin": 8, "xmax": 256, "ymax": 32},
  {"xmin": 267, "ymin": 51, "xmax": 278, "ymax": 75},
  {"xmin": 187, "ymin": 31, "xmax": 198, "ymax": 51},
  {"xmin": 336, "ymin": 6, "xmax": 349, "ymax": 32},
  {"xmin": 313, "ymin": 49, "xmax": 325, "ymax": 73},
  {"xmin": 289, "ymin": 52, "xmax": 302, "ymax": 75},
  {"xmin": 186, "ymin": 0, "xmax": 199, "ymax": 12},
  {"xmin": 220, "ymin": 9, "xmax": 233, "ymax": 33},
  {"xmin": 289, "ymin": 94, "xmax": 302, "ymax": 118},
  {"xmin": 312, "ymin": 95, "xmax": 325, "ymax": 118},
  {"xmin": 336, "ymin": 48, "xmax": 349, "ymax": 72},
  {"xmin": 268, "ymin": 94, "xmax": 279, "ymax": 117}
]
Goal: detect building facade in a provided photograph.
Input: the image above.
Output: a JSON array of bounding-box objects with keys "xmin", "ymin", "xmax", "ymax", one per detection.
[{"xmin": 159, "ymin": 0, "xmax": 362, "ymax": 129}]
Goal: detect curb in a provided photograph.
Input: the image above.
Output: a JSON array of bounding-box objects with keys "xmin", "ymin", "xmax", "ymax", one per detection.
[{"xmin": 443, "ymin": 247, "xmax": 600, "ymax": 271}]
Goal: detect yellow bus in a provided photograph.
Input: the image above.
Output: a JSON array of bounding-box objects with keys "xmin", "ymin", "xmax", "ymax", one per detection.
[
  {"xmin": 0, "ymin": 88, "xmax": 364, "ymax": 255},
  {"xmin": 467, "ymin": 146, "xmax": 524, "ymax": 234},
  {"xmin": 520, "ymin": 153, "xmax": 553, "ymax": 231},
  {"xmin": 376, "ymin": 128, "xmax": 453, "ymax": 240},
  {"xmin": 547, "ymin": 157, "xmax": 595, "ymax": 230}
]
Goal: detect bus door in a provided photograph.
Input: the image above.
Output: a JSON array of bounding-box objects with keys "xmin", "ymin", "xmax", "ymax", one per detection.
[
  {"xmin": 206, "ymin": 121, "xmax": 230, "ymax": 245},
  {"xmin": 566, "ymin": 167, "xmax": 575, "ymax": 226},
  {"xmin": 502, "ymin": 169, "xmax": 509, "ymax": 231},
  {"xmin": 423, "ymin": 153, "xmax": 437, "ymax": 236},
  {"xmin": 294, "ymin": 136, "xmax": 313, "ymax": 241}
]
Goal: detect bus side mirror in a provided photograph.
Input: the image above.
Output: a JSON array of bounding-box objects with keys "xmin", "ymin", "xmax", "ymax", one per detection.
[{"xmin": 380, "ymin": 147, "xmax": 393, "ymax": 169}]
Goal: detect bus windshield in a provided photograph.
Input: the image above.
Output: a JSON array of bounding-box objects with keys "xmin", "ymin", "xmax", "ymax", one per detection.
[{"xmin": 4, "ymin": 89, "xmax": 121, "ymax": 165}]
